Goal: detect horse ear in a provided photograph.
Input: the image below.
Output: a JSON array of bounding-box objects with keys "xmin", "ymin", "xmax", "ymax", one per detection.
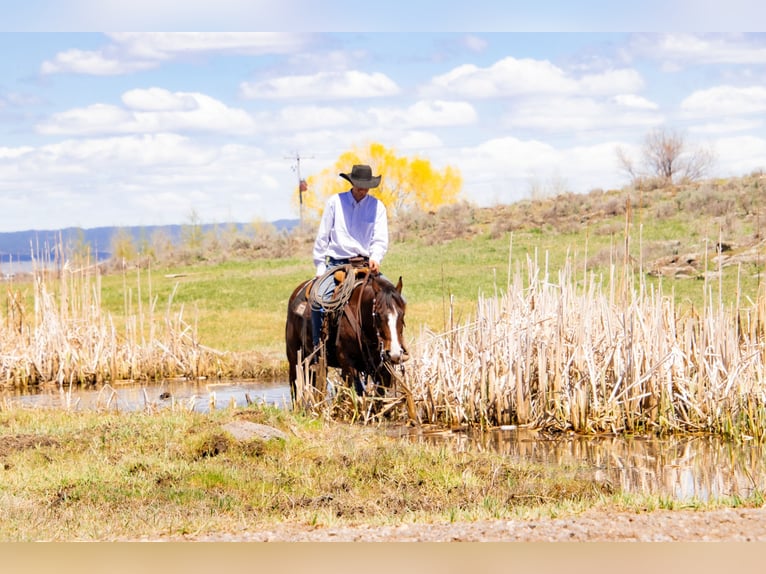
[{"xmin": 395, "ymin": 276, "xmax": 403, "ymax": 293}]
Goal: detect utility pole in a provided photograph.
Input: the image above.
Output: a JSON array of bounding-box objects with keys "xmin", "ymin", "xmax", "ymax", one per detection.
[{"xmin": 287, "ymin": 152, "xmax": 312, "ymax": 226}]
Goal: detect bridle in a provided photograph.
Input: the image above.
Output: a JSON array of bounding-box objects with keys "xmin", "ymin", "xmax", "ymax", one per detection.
[{"xmin": 349, "ymin": 274, "xmax": 407, "ymax": 377}]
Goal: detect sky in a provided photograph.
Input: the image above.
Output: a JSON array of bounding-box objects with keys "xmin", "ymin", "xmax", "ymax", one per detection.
[{"xmin": 0, "ymin": 3, "xmax": 765, "ymax": 231}]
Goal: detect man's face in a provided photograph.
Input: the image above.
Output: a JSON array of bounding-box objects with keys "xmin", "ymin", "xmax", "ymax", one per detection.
[{"xmin": 351, "ymin": 186, "xmax": 370, "ymax": 201}]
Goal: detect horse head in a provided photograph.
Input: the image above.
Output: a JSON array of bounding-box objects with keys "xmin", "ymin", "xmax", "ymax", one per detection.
[{"xmin": 371, "ymin": 275, "xmax": 409, "ymax": 365}]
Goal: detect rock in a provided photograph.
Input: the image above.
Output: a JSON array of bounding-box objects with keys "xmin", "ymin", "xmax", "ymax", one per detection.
[{"xmin": 222, "ymin": 421, "xmax": 288, "ymax": 442}]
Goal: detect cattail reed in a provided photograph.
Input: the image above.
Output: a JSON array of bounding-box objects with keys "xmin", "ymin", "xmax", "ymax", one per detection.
[
  {"xmin": 0, "ymin": 254, "xmax": 220, "ymax": 388},
  {"xmin": 402, "ymin": 249, "xmax": 766, "ymax": 437}
]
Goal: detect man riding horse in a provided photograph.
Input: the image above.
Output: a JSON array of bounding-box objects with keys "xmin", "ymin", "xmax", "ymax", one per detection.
[
  {"xmin": 285, "ymin": 164, "xmax": 408, "ymax": 404},
  {"xmin": 310, "ymin": 164, "xmax": 389, "ymax": 359}
]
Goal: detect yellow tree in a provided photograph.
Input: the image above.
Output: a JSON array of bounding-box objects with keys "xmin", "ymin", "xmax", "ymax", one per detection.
[{"xmin": 296, "ymin": 142, "xmax": 462, "ymax": 220}]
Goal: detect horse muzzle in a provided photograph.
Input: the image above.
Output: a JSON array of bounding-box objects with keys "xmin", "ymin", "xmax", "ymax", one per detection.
[{"xmin": 384, "ymin": 349, "xmax": 410, "ymax": 364}]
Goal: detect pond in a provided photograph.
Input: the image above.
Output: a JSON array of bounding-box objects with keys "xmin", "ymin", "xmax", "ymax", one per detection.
[
  {"xmin": 1, "ymin": 379, "xmax": 291, "ymax": 412},
  {"xmin": 396, "ymin": 426, "xmax": 766, "ymax": 502},
  {"xmin": 4, "ymin": 379, "xmax": 765, "ymax": 503}
]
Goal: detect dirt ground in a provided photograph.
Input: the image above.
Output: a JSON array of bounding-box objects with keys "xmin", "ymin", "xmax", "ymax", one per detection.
[{"xmin": 169, "ymin": 506, "xmax": 766, "ymax": 542}]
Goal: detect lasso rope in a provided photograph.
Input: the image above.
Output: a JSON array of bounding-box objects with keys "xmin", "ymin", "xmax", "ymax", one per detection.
[{"xmin": 308, "ymin": 264, "xmax": 364, "ymax": 313}]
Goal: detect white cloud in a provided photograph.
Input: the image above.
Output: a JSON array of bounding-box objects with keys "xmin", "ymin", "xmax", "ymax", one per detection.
[
  {"xmin": 240, "ymin": 70, "xmax": 400, "ymax": 100},
  {"xmin": 453, "ymin": 136, "xmax": 628, "ymax": 206},
  {"xmin": 257, "ymin": 105, "xmax": 360, "ymax": 132},
  {"xmin": 287, "ymin": 49, "xmax": 369, "ymax": 73},
  {"xmin": 0, "ymin": 134, "xmax": 283, "ymax": 230},
  {"xmin": 38, "ymin": 134, "xmax": 218, "ymax": 167},
  {"xmin": 712, "ymin": 135, "xmax": 766, "ymax": 175},
  {"xmin": 0, "ymin": 146, "xmax": 35, "ymax": 159},
  {"xmin": 41, "ymin": 32, "xmax": 309, "ymax": 76},
  {"xmin": 632, "ymin": 33, "xmax": 766, "ymax": 66},
  {"xmin": 462, "ymin": 35, "xmax": 489, "ymax": 53},
  {"xmin": 681, "ymin": 85, "xmax": 766, "ymax": 117},
  {"xmin": 369, "ymin": 100, "xmax": 477, "ymax": 128},
  {"xmin": 578, "ymin": 69, "xmax": 644, "ymax": 95},
  {"xmin": 247, "ymin": 100, "xmax": 469, "ymax": 135},
  {"xmin": 612, "ymin": 94, "xmax": 659, "ymax": 110},
  {"xmin": 37, "ymin": 89, "xmax": 257, "ymax": 135},
  {"xmin": 41, "ymin": 49, "xmax": 156, "ymax": 76},
  {"xmin": 422, "ymin": 56, "xmax": 643, "ymax": 98},
  {"xmin": 121, "ymin": 88, "xmax": 199, "ymax": 112},
  {"xmin": 503, "ymin": 96, "xmax": 662, "ymax": 132},
  {"xmin": 689, "ymin": 118, "xmax": 763, "ymax": 135},
  {"xmin": 398, "ymin": 131, "xmax": 445, "ymax": 152},
  {"xmin": 109, "ymin": 32, "xmax": 307, "ymax": 59}
]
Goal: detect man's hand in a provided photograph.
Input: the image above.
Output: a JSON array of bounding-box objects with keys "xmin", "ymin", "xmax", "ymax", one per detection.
[{"xmin": 369, "ymin": 259, "xmax": 380, "ymax": 274}]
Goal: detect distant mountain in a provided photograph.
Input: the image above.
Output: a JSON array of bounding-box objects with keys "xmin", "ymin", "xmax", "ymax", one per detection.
[{"xmin": 0, "ymin": 219, "xmax": 300, "ymax": 262}]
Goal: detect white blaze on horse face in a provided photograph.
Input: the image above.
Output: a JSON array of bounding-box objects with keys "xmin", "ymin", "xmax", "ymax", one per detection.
[{"xmin": 385, "ymin": 309, "xmax": 403, "ymax": 362}]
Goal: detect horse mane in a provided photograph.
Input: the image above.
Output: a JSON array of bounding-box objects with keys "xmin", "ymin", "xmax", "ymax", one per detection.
[{"xmin": 372, "ymin": 275, "xmax": 406, "ymax": 309}]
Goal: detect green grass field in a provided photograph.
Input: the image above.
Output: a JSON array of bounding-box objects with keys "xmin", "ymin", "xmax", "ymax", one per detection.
[
  {"xmin": 96, "ymin": 196, "xmax": 764, "ymax": 366},
  {"xmin": 7, "ymin": 174, "xmax": 764, "ymax": 377}
]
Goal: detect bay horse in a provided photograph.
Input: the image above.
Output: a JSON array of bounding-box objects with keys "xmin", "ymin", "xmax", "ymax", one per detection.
[{"xmin": 285, "ymin": 268, "xmax": 408, "ymax": 405}]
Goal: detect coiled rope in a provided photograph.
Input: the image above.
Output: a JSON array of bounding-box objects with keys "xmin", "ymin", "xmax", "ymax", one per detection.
[{"xmin": 308, "ymin": 264, "xmax": 364, "ymax": 313}]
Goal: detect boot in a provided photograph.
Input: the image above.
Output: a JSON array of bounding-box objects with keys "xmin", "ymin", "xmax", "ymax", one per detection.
[{"xmin": 310, "ymin": 307, "xmax": 324, "ymax": 363}]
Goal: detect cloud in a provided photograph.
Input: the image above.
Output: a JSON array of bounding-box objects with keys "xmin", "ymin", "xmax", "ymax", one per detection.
[
  {"xmin": 41, "ymin": 48, "xmax": 156, "ymax": 75},
  {"xmin": 453, "ymin": 136, "xmax": 629, "ymax": 206},
  {"xmin": 462, "ymin": 35, "xmax": 489, "ymax": 53},
  {"xmin": 631, "ymin": 33, "xmax": 766, "ymax": 67},
  {"xmin": 681, "ymin": 85, "xmax": 766, "ymax": 117},
  {"xmin": 612, "ymin": 94, "xmax": 659, "ymax": 110},
  {"xmin": 41, "ymin": 32, "xmax": 309, "ymax": 76},
  {"xmin": 712, "ymin": 135, "xmax": 766, "ymax": 175},
  {"xmin": 36, "ymin": 88, "xmax": 257, "ymax": 135},
  {"xmin": 109, "ymin": 32, "xmax": 307, "ymax": 59},
  {"xmin": 0, "ymin": 91, "xmax": 44, "ymax": 108},
  {"xmin": 240, "ymin": 70, "xmax": 400, "ymax": 100},
  {"xmin": 502, "ymin": 96, "xmax": 662, "ymax": 132},
  {"xmin": 422, "ymin": 56, "xmax": 643, "ymax": 98},
  {"xmin": 369, "ymin": 100, "xmax": 477, "ymax": 128},
  {"xmin": 0, "ymin": 134, "xmax": 281, "ymax": 230},
  {"xmin": 689, "ymin": 118, "xmax": 764, "ymax": 135},
  {"xmin": 256, "ymin": 105, "xmax": 361, "ymax": 132}
]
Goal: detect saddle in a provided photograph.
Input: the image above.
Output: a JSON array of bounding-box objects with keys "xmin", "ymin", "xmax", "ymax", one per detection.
[{"xmin": 304, "ymin": 256, "xmax": 370, "ymax": 303}]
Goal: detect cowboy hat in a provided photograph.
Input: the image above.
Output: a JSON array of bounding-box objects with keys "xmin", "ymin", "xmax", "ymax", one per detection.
[{"xmin": 339, "ymin": 164, "xmax": 381, "ymax": 189}]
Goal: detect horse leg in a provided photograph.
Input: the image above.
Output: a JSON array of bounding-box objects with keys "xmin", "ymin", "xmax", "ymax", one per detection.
[
  {"xmin": 354, "ymin": 372, "xmax": 367, "ymax": 397},
  {"xmin": 364, "ymin": 357, "xmax": 395, "ymax": 398}
]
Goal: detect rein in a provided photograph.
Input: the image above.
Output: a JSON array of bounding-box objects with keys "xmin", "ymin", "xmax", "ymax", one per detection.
[{"xmin": 342, "ymin": 274, "xmax": 392, "ymax": 377}]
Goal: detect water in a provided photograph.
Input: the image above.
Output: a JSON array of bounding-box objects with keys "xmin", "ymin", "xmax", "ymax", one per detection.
[
  {"xmin": 397, "ymin": 426, "xmax": 766, "ymax": 502},
  {"xmin": 0, "ymin": 252, "xmax": 111, "ymax": 277},
  {"xmin": 4, "ymin": 380, "xmax": 766, "ymax": 502},
  {"xmin": 1, "ymin": 379, "xmax": 291, "ymax": 412}
]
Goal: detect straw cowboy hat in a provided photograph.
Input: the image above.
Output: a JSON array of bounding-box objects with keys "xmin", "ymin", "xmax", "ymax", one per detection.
[{"xmin": 339, "ymin": 164, "xmax": 381, "ymax": 189}]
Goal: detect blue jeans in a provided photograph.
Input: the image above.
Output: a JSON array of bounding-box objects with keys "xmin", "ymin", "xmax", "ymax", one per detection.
[{"xmin": 310, "ymin": 259, "xmax": 346, "ymax": 347}]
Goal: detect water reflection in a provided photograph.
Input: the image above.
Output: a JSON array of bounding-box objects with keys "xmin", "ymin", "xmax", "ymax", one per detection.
[
  {"xmin": 5, "ymin": 381, "xmax": 766, "ymax": 503},
  {"xmin": 398, "ymin": 427, "xmax": 766, "ymax": 502},
  {"xmin": 1, "ymin": 380, "xmax": 291, "ymax": 413}
]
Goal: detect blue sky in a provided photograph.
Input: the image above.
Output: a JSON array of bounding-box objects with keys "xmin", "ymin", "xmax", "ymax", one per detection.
[{"xmin": 0, "ymin": 5, "xmax": 765, "ymax": 231}]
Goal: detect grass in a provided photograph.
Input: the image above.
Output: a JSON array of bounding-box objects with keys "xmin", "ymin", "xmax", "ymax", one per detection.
[
  {"xmin": 0, "ymin": 404, "xmax": 613, "ymax": 541},
  {"xmin": 3, "ymin": 402, "xmax": 766, "ymax": 541},
  {"xmin": 3, "ymin": 173, "xmax": 766, "ymax": 435},
  {"xmin": 6, "ymin": 175, "xmax": 765, "ymax": 363},
  {"xmin": 4, "ymin": 170, "xmax": 766, "ymax": 540}
]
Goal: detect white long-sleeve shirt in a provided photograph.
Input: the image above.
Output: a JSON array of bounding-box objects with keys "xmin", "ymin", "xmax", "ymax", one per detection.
[{"xmin": 312, "ymin": 190, "xmax": 389, "ymax": 275}]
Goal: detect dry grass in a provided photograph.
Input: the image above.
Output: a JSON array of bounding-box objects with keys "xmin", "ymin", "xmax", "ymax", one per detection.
[
  {"xmin": 0, "ymin": 260, "xmax": 223, "ymax": 387},
  {"xmin": 0, "ymin": 405, "xmax": 611, "ymax": 541},
  {"xmin": 298, "ymin": 201, "xmax": 766, "ymax": 436},
  {"xmin": 287, "ymin": 174, "xmax": 766, "ymax": 436},
  {"xmin": 5, "ymin": 174, "xmax": 766, "ymax": 439},
  {"xmin": 381, "ymin": 247, "xmax": 766, "ymax": 437}
]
